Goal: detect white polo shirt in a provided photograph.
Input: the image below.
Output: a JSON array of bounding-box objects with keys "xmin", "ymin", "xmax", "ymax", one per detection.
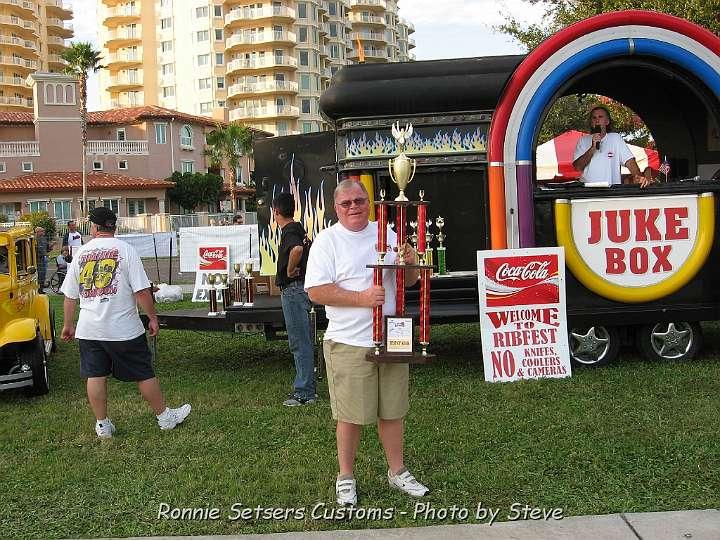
[{"xmin": 573, "ymin": 132, "xmax": 634, "ymax": 186}]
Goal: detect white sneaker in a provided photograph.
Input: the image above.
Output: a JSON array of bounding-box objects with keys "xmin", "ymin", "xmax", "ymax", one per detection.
[
  {"xmin": 157, "ymin": 404, "xmax": 192, "ymax": 430},
  {"xmin": 95, "ymin": 418, "xmax": 116, "ymax": 439},
  {"xmin": 388, "ymin": 469, "xmax": 429, "ymax": 497},
  {"xmin": 335, "ymin": 477, "xmax": 357, "ymax": 506}
]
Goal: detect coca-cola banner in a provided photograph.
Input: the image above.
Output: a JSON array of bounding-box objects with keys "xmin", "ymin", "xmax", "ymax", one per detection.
[
  {"xmin": 192, "ymin": 244, "xmax": 230, "ymax": 302},
  {"xmin": 477, "ymin": 248, "xmax": 572, "ymax": 383}
]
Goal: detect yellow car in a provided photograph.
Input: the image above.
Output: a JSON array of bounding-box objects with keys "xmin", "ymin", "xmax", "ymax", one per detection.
[{"xmin": 0, "ymin": 226, "xmax": 55, "ymax": 395}]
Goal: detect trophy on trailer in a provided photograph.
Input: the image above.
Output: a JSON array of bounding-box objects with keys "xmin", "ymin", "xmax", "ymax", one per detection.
[
  {"xmin": 206, "ymin": 273, "xmax": 219, "ymax": 316},
  {"xmin": 243, "ymin": 260, "xmax": 254, "ymax": 307},
  {"xmin": 424, "ymin": 218, "xmax": 434, "ymax": 270},
  {"xmin": 409, "ymin": 220, "xmax": 418, "ymax": 250},
  {"xmin": 436, "ymin": 216, "xmax": 447, "ymax": 275},
  {"xmin": 232, "ymin": 263, "xmax": 244, "ymax": 306},
  {"xmin": 219, "ymin": 273, "xmax": 231, "ymax": 314},
  {"xmin": 366, "ymin": 122, "xmax": 434, "ymax": 363}
]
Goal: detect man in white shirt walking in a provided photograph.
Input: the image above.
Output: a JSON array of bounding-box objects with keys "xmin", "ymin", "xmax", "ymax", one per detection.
[{"xmin": 60, "ymin": 207, "xmax": 191, "ymax": 439}]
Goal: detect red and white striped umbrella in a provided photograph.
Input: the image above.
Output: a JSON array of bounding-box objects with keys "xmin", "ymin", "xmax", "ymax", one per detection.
[{"xmin": 536, "ymin": 130, "xmax": 660, "ymax": 181}]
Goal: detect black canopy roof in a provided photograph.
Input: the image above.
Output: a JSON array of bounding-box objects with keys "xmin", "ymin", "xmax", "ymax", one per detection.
[{"xmin": 319, "ymin": 55, "xmax": 525, "ymax": 121}]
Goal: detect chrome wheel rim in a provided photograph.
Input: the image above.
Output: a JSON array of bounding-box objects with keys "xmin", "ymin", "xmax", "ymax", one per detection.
[
  {"xmin": 649, "ymin": 322, "xmax": 692, "ymax": 359},
  {"xmin": 570, "ymin": 326, "xmax": 610, "ymax": 365}
]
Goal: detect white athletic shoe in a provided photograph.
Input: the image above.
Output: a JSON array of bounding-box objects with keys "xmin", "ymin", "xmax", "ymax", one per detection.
[
  {"xmin": 388, "ymin": 469, "xmax": 429, "ymax": 497},
  {"xmin": 95, "ymin": 418, "xmax": 116, "ymax": 439},
  {"xmin": 335, "ymin": 477, "xmax": 357, "ymax": 506},
  {"xmin": 157, "ymin": 404, "xmax": 192, "ymax": 430}
]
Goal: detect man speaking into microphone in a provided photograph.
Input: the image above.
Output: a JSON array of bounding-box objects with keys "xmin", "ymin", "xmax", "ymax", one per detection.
[{"xmin": 572, "ymin": 106, "xmax": 651, "ymax": 187}]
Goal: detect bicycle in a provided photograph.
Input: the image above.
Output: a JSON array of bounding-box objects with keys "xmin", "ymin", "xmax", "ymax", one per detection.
[{"xmin": 48, "ymin": 270, "xmax": 66, "ymax": 294}]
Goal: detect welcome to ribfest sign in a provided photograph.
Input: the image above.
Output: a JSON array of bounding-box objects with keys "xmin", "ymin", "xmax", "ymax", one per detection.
[{"xmin": 477, "ymin": 248, "xmax": 572, "ymax": 383}]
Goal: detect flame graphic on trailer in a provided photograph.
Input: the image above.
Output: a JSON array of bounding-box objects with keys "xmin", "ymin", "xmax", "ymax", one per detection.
[{"xmin": 259, "ymin": 153, "xmax": 333, "ymax": 276}]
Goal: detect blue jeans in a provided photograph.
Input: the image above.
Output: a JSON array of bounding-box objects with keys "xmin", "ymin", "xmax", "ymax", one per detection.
[{"xmin": 280, "ymin": 281, "xmax": 315, "ymax": 400}]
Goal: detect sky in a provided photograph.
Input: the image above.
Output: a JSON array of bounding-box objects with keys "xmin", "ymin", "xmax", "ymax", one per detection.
[{"xmin": 67, "ymin": 0, "xmax": 547, "ymax": 111}]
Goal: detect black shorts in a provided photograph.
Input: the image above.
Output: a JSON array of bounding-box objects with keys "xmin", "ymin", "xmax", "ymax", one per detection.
[{"xmin": 78, "ymin": 334, "xmax": 155, "ymax": 382}]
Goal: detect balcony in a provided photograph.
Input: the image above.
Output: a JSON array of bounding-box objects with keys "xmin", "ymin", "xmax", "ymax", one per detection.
[
  {"xmin": 0, "ymin": 34, "xmax": 36, "ymax": 51},
  {"xmin": 350, "ymin": 31, "xmax": 387, "ymax": 43},
  {"xmin": 47, "ymin": 53, "xmax": 66, "ymax": 68},
  {"xmin": 45, "ymin": 0, "xmax": 72, "ymax": 18},
  {"xmin": 0, "ymin": 141, "xmax": 38, "ymax": 156},
  {"xmin": 348, "ymin": 13, "xmax": 385, "ymax": 26},
  {"xmin": 349, "ymin": 0, "xmax": 387, "ymax": 10},
  {"xmin": 229, "ymin": 105, "xmax": 299, "ymax": 121},
  {"xmin": 0, "ymin": 0, "xmax": 36, "ymax": 17},
  {"xmin": 106, "ymin": 51, "xmax": 141, "ymax": 67},
  {"xmin": 0, "ymin": 95, "xmax": 32, "ymax": 108},
  {"xmin": 0, "ymin": 14, "xmax": 36, "ymax": 35},
  {"xmin": 0, "ymin": 55, "xmax": 37, "ymax": 70},
  {"xmin": 107, "ymin": 74, "xmax": 143, "ymax": 91},
  {"xmin": 226, "ymin": 30, "xmax": 296, "ymax": 50},
  {"xmin": 47, "ymin": 34, "xmax": 65, "ymax": 48},
  {"xmin": 47, "ymin": 17, "xmax": 73, "ymax": 37},
  {"xmin": 225, "ymin": 6, "xmax": 295, "ymax": 26},
  {"xmin": 227, "ymin": 80, "xmax": 298, "ymax": 98},
  {"xmin": 408, "ymin": 37, "xmax": 416, "ymax": 48},
  {"xmin": 349, "ymin": 48, "xmax": 388, "ymax": 62},
  {"xmin": 399, "ymin": 18, "xmax": 415, "ymax": 34},
  {"xmin": 105, "ymin": 27, "xmax": 141, "ymax": 48},
  {"xmin": 103, "ymin": 5, "xmax": 140, "ymax": 26},
  {"xmin": 0, "ymin": 75, "xmax": 28, "ymax": 87},
  {"xmin": 87, "ymin": 140, "xmax": 149, "ymax": 155},
  {"xmin": 226, "ymin": 55, "xmax": 298, "ymax": 75}
]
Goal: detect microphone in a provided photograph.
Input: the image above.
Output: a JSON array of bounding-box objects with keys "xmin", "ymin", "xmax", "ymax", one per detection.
[{"xmin": 591, "ymin": 125, "xmax": 602, "ymax": 150}]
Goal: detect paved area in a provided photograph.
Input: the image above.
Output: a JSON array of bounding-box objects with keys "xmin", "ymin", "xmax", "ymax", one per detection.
[{"xmin": 95, "ymin": 509, "xmax": 720, "ymax": 540}]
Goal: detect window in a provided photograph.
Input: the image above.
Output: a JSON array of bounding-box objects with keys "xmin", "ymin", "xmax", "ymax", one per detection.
[
  {"xmin": 217, "ymin": 100, "xmax": 226, "ymax": 107},
  {"xmin": 301, "ymin": 98, "xmax": 311, "ymax": 114},
  {"xmin": 196, "ymin": 30, "xmax": 209, "ymax": 42},
  {"xmin": 213, "ymin": 5, "xmax": 222, "ymax": 17},
  {"xmin": 160, "ymin": 18, "xmax": 172, "ymax": 29},
  {"xmin": 28, "ymin": 200, "xmax": 47, "ymax": 213},
  {"xmin": 199, "ymin": 102, "xmax": 212, "ymax": 114},
  {"xmin": 330, "ymin": 44, "xmax": 340, "ymax": 59},
  {"xmin": 299, "ymin": 27, "xmax": 307, "ymax": 42},
  {"xmin": 116, "ymin": 128, "xmax": 126, "ymax": 141},
  {"xmin": 162, "ymin": 86, "xmax": 175, "ymax": 98},
  {"xmin": 328, "ymin": 2, "xmax": 337, "ymax": 16},
  {"xmin": 302, "ymin": 121, "xmax": 313, "ymax": 133},
  {"xmin": 161, "ymin": 63, "xmax": 174, "ymax": 75},
  {"xmin": 15, "ymin": 239, "xmax": 29, "ymax": 274},
  {"xmin": 118, "ymin": 160, "xmax": 128, "ymax": 170},
  {"xmin": 216, "ymin": 77, "xmax": 225, "ymax": 89},
  {"xmin": 53, "ymin": 200, "xmax": 71, "ymax": 220},
  {"xmin": 215, "ymin": 52, "xmax": 224, "ymax": 65},
  {"xmin": 214, "ymin": 29, "xmax": 223, "ymax": 41},
  {"xmin": 298, "ymin": 2, "xmax": 307, "ymax": 18},
  {"xmin": 299, "ymin": 50, "xmax": 309, "ymax": 66},
  {"xmin": 329, "ymin": 23, "xmax": 337, "ymax": 37},
  {"xmin": 92, "ymin": 161, "xmax": 103, "ymax": 171},
  {"xmin": 198, "ymin": 78, "xmax": 212, "ymax": 90},
  {"xmin": 197, "ymin": 54, "xmax": 210, "ymax": 66},
  {"xmin": 127, "ymin": 199, "xmax": 145, "ymax": 216},
  {"xmin": 155, "ymin": 123, "xmax": 167, "ymax": 144},
  {"xmin": 21, "ymin": 162, "xmax": 32, "ymax": 172},
  {"xmin": 181, "ymin": 160, "xmax": 195, "ymax": 173},
  {"xmin": 0, "ymin": 162, "xmax": 5, "ymax": 173},
  {"xmin": 101, "ymin": 199, "xmax": 120, "ymax": 214},
  {"xmin": 300, "ymin": 74, "xmax": 310, "ymax": 90},
  {"xmin": 180, "ymin": 125, "xmax": 193, "ymax": 147},
  {"xmin": 196, "ymin": 6, "xmax": 208, "ymax": 17},
  {"xmin": 161, "ymin": 40, "xmax": 172, "ymax": 52}
]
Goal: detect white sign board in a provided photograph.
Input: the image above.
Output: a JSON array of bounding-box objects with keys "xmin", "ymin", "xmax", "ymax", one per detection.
[
  {"xmin": 477, "ymin": 247, "xmax": 572, "ymax": 383},
  {"xmin": 192, "ymin": 244, "xmax": 229, "ymax": 302},
  {"xmin": 179, "ymin": 225, "xmax": 259, "ymax": 272}
]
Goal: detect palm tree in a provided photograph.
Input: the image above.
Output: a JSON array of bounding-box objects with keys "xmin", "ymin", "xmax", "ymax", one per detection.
[
  {"xmin": 62, "ymin": 42, "xmax": 103, "ymax": 218},
  {"xmin": 204, "ymin": 122, "xmax": 253, "ymax": 212}
]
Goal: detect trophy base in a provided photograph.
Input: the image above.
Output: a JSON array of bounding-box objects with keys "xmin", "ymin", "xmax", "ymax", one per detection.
[{"xmin": 365, "ymin": 351, "xmax": 435, "ymax": 364}]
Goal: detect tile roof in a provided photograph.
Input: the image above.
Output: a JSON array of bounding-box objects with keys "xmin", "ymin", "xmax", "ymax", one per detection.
[
  {"xmin": 0, "ymin": 112, "xmax": 34, "ymax": 125},
  {"xmin": 87, "ymin": 105, "xmax": 225, "ymax": 128},
  {"xmin": 0, "ymin": 172, "xmax": 174, "ymax": 192},
  {"xmin": 222, "ymin": 182, "xmax": 256, "ymax": 196}
]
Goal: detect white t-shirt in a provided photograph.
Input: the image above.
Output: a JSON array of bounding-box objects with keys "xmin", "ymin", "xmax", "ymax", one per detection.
[
  {"xmin": 66, "ymin": 231, "xmax": 83, "ymax": 249},
  {"xmin": 305, "ymin": 221, "xmax": 397, "ymax": 348},
  {"xmin": 60, "ymin": 237, "xmax": 151, "ymax": 341},
  {"xmin": 573, "ymin": 132, "xmax": 634, "ymax": 186}
]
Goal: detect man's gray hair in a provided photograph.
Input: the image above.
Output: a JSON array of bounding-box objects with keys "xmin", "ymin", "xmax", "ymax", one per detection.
[{"xmin": 334, "ymin": 179, "xmax": 369, "ymax": 201}]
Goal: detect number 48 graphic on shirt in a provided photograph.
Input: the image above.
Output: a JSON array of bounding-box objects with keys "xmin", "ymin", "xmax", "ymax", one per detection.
[{"xmin": 79, "ymin": 258, "xmax": 117, "ymax": 291}]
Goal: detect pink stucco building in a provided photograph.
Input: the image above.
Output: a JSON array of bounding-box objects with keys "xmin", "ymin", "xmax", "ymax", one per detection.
[{"xmin": 0, "ymin": 72, "xmax": 263, "ymax": 220}]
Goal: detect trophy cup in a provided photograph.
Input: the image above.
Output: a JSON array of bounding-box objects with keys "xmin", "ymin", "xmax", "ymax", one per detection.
[
  {"xmin": 424, "ymin": 220, "xmax": 434, "ymax": 271},
  {"xmin": 243, "ymin": 260, "xmax": 254, "ymax": 307},
  {"xmin": 367, "ymin": 122, "xmax": 434, "ymax": 362},
  {"xmin": 232, "ymin": 262, "xmax": 244, "ymax": 306},
  {"xmin": 436, "ymin": 217, "xmax": 447, "ymax": 275},
  {"xmin": 219, "ymin": 273, "xmax": 231, "ymax": 313},
  {"xmin": 207, "ymin": 273, "xmax": 219, "ymax": 316},
  {"xmin": 388, "ymin": 122, "xmax": 417, "ymax": 202}
]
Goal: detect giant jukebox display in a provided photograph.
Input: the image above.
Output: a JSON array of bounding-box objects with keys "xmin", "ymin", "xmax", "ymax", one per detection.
[{"xmin": 367, "ymin": 123, "xmax": 434, "ymax": 364}]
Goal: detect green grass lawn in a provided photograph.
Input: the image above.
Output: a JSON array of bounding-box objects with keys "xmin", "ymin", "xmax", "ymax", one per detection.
[{"xmin": 2, "ymin": 295, "xmax": 720, "ymax": 539}]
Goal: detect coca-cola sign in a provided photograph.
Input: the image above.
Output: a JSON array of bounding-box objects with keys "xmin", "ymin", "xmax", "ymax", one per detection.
[
  {"xmin": 198, "ymin": 246, "xmax": 228, "ymax": 270},
  {"xmin": 495, "ymin": 261, "xmax": 550, "ymax": 283},
  {"xmin": 483, "ymin": 255, "xmax": 559, "ymax": 307}
]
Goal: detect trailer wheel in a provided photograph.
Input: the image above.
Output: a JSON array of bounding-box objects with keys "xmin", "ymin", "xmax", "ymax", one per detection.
[
  {"xmin": 637, "ymin": 322, "xmax": 701, "ymax": 362},
  {"xmin": 25, "ymin": 332, "xmax": 49, "ymax": 396},
  {"xmin": 569, "ymin": 325, "xmax": 620, "ymax": 367}
]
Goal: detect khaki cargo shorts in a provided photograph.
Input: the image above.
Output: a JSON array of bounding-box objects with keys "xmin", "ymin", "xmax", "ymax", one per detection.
[{"xmin": 323, "ymin": 339, "xmax": 409, "ymax": 425}]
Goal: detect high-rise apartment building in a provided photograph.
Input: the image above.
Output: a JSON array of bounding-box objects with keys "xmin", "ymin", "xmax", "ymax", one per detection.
[
  {"xmin": 98, "ymin": 0, "xmax": 415, "ymax": 135},
  {"xmin": 0, "ymin": 0, "xmax": 73, "ymax": 111}
]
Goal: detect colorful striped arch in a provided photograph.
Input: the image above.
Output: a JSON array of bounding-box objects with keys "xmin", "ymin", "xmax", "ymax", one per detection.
[{"xmin": 487, "ymin": 10, "xmax": 720, "ymax": 249}]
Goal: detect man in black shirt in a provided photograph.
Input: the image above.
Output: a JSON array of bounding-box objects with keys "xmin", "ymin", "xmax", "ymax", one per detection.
[{"xmin": 273, "ymin": 192, "xmax": 315, "ymax": 406}]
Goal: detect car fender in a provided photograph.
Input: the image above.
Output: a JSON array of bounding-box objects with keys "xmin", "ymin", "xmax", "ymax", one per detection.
[
  {"xmin": 32, "ymin": 294, "xmax": 52, "ymax": 342},
  {"xmin": 0, "ymin": 318, "xmax": 37, "ymax": 348}
]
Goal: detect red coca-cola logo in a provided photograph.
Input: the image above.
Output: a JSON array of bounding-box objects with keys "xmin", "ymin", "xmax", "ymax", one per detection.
[
  {"xmin": 496, "ymin": 261, "xmax": 550, "ymax": 283},
  {"xmin": 198, "ymin": 246, "xmax": 228, "ymax": 270}
]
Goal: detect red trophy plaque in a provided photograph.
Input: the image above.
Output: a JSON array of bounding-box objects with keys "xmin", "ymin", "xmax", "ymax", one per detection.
[{"xmin": 366, "ymin": 122, "xmax": 434, "ymax": 364}]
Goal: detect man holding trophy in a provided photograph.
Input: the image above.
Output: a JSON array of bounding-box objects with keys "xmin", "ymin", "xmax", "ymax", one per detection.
[{"xmin": 305, "ymin": 179, "xmax": 429, "ymax": 506}]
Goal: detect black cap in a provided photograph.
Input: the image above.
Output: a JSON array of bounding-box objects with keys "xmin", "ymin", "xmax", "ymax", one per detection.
[{"xmin": 88, "ymin": 206, "xmax": 117, "ymax": 227}]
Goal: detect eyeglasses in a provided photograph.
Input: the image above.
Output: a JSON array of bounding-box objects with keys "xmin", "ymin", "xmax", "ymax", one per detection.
[{"xmin": 336, "ymin": 197, "xmax": 368, "ymax": 209}]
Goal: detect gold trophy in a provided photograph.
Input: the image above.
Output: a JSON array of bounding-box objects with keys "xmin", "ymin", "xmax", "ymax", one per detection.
[
  {"xmin": 243, "ymin": 260, "xmax": 254, "ymax": 307},
  {"xmin": 219, "ymin": 273, "xmax": 231, "ymax": 313},
  {"xmin": 232, "ymin": 262, "xmax": 244, "ymax": 306},
  {"xmin": 388, "ymin": 122, "xmax": 417, "ymax": 202},
  {"xmin": 207, "ymin": 273, "xmax": 218, "ymax": 316}
]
